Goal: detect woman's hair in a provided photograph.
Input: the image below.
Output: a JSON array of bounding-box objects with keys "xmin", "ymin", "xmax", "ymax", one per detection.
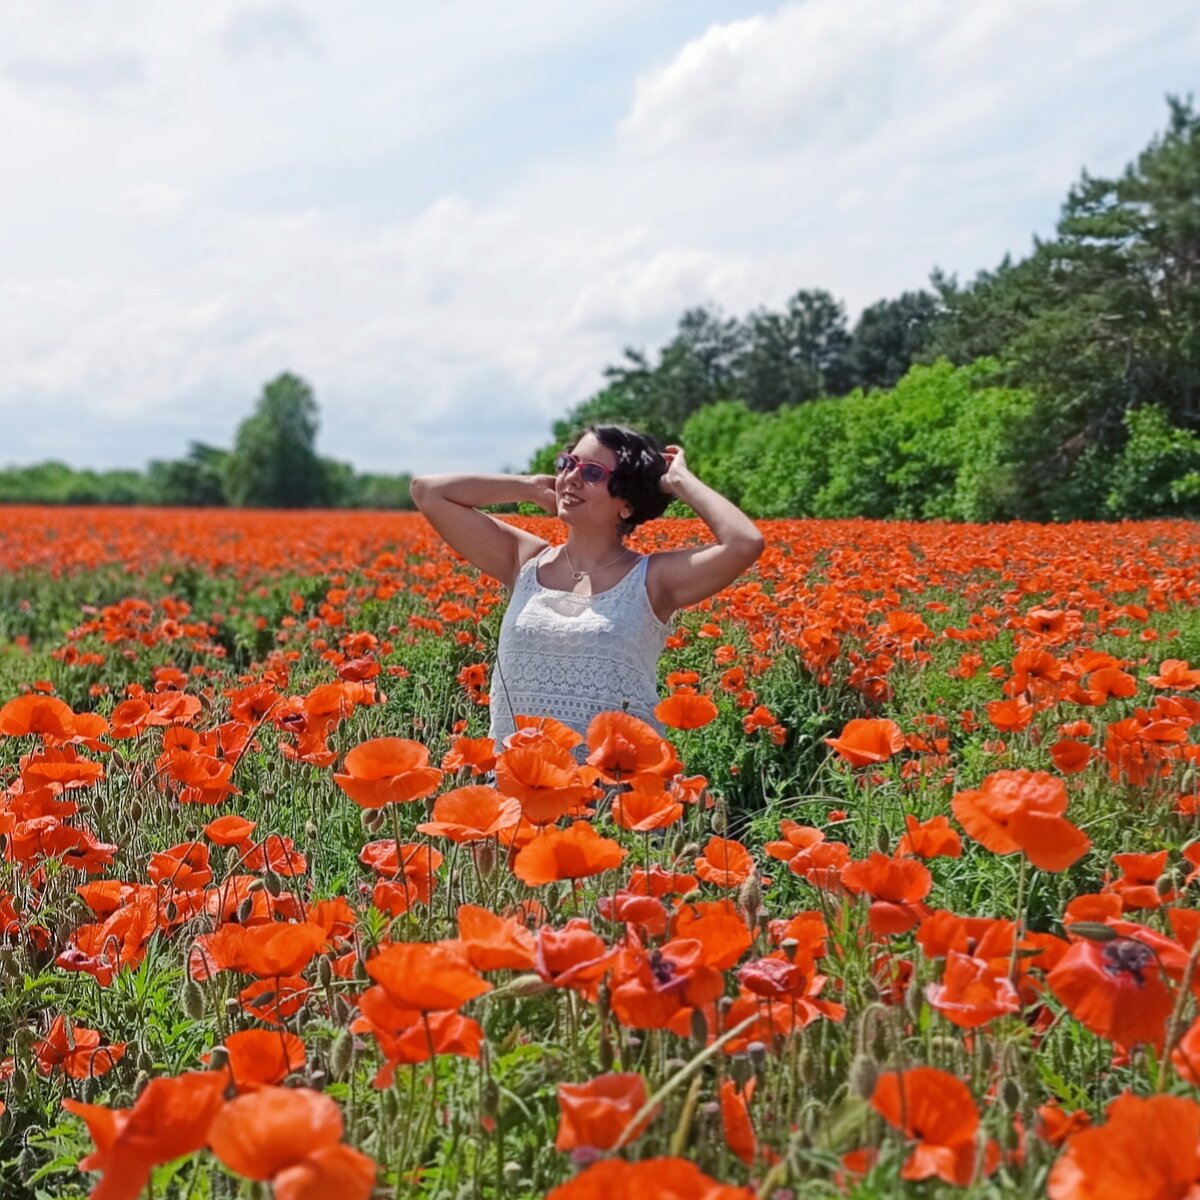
[{"xmin": 575, "ymin": 424, "xmax": 671, "ymax": 535}]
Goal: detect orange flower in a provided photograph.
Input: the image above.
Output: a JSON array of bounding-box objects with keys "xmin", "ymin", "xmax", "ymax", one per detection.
[
  {"xmin": 513, "ymin": 821, "xmax": 627, "ymax": 886},
  {"xmin": 585, "ymin": 711, "xmax": 680, "ymax": 783},
  {"xmin": 654, "ymin": 692, "xmax": 718, "ymax": 730},
  {"xmin": 64, "ymin": 1071, "xmax": 227, "ymax": 1200},
  {"xmin": 544, "ymin": 1157, "xmax": 754, "ymax": 1200},
  {"xmin": 925, "ymin": 951, "xmax": 1020, "ymax": 1028},
  {"xmin": 951, "ymin": 769, "xmax": 1090, "ymax": 871},
  {"xmin": 1148, "ymin": 659, "xmax": 1200, "ymax": 691},
  {"xmin": 1046, "ymin": 937, "xmax": 1173, "ymax": 1050},
  {"xmin": 34, "ymin": 1016, "xmax": 124, "ymax": 1080},
  {"xmin": 823, "ymin": 718, "xmax": 904, "ymax": 766},
  {"xmin": 456, "ymin": 903, "xmax": 536, "ymax": 971},
  {"xmin": 207, "ymin": 1085, "xmax": 374, "ymax": 1199},
  {"xmin": 147, "ymin": 841, "xmax": 213, "ymax": 892},
  {"xmin": 495, "ymin": 741, "xmax": 599, "ymax": 825},
  {"xmin": 366, "ymin": 941, "xmax": 490, "ymax": 1011},
  {"xmin": 612, "ymin": 777, "xmax": 684, "ymax": 831},
  {"xmin": 896, "ymin": 814, "xmax": 962, "ymax": 860},
  {"xmin": 1048, "ymin": 737, "xmax": 1092, "ymax": 774},
  {"xmin": 535, "ymin": 918, "xmax": 615, "ymax": 993},
  {"xmin": 555, "ymin": 1073, "xmax": 652, "ymax": 1152},
  {"xmin": 0, "ymin": 693, "xmax": 78, "ymax": 739},
  {"xmin": 720, "ymin": 1078, "xmax": 759, "ymax": 1167},
  {"xmin": 985, "ymin": 697, "xmax": 1034, "ymax": 733},
  {"xmin": 694, "ymin": 837, "xmax": 754, "ymax": 888},
  {"xmin": 218, "ymin": 1029, "xmax": 307, "ymax": 1092},
  {"xmin": 332, "ymin": 738, "xmax": 442, "ymax": 808},
  {"xmin": 415, "ymin": 785, "xmax": 521, "ymax": 843},
  {"xmin": 1047, "ymin": 1092, "xmax": 1200, "ymax": 1199},
  {"xmin": 871, "ymin": 1067, "xmax": 999, "ymax": 1186},
  {"xmin": 840, "ymin": 852, "xmax": 932, "ymax": 935},
  {"xmin": 764, "ymin": 820, "xmax": 824, "ymax": 863},
  {"xmin": 440, "ymin": 735, "xmax": 497, "ymax": 775}
]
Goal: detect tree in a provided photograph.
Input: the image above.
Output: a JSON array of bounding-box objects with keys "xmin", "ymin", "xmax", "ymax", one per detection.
[
  {"xmin": 224, "ymin": 373, "xmax": 327, "ymax": 508},
  {"xmin": 147, "ymin": 442, "xmax": 229, "ymax": 506},
  {"xmin": 849, "ymin": 290, "xmax": 943, "ymax": 390},
  {"xmin": 740, "ymin": 289, "xmax": 853, "ymax": 410}
]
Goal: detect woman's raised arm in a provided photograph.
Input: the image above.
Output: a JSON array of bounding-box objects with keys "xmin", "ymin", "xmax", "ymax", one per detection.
[
  {"xmin": 409, "ymin": 473, "xmax": 555, "ymax": 590},
  {"xmin": 645, "ymin": 446, "xmax": 765, "ymax": 620}
]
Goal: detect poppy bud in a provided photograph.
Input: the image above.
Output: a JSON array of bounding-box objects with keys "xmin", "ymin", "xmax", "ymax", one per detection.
[
  {"xmin": 875, "ymin": 825, "xmax": 890, "ymax": 853},
  {"xmin": 180, "ymin": 979, "xmax": 206, "ymax": 1021},
  {"xmin": 164, "ymin": 901, "xmax": 179, "ymax": 925},
  {"xmin": 739, "ymin": 873, "xmax": 762, "ymax": 927},
  {"xmin": 1070, "ymin": 921, "xmax": 1118, "ymax": 943},
  {"xmin": 849, "ymin": 1053, "xmax": 879, "ymax": 1100},
  {"xmin": 317, "ymin": 954, "xmax": 334, "ymax": 989},
  {"xmin": 137, "ymin": 1048, "xmax": 154, "ymax": 1075},
  {"xmin": 710, "ymin": 808, "xmax": 727, "ymax": 836},
  {"xmin": 330, "ymin": 1029, "xmax": 354, "ymax": 1080},
  {"xmin": 690, "ymin": 1008, "xmax": 708, "ymax": 1049},
  {"xmin": 262, "ymin": 870, "xmax": 283, "ymax": 898},
  {"xmin": 332, "ymin": 994, "xmax": 353, "ymax": 1024},
  {"xmin": 904, "ymin": 979, "xmax": 925, "ymax": 1022},
  {"xmin": 1001, "ymin": 1078, "xmax": 1022, "ymax": 1111},
  {"xmin": 505, "ymin": 974, "xmax": 549, "ymax": 998},
  {"xmin": 0, "ymin": 949, "xmax": 15, "ymax": 978},
  {"xmin": 1157, "ymin": 873, "xmax": 1176, "ymax": 898},
  {"xmin": 13, "ymin": 1026, "xmax": 34, "ymax": 1055},
  {"xmin": 480, "ymin": 1077, "xmax": 500, "ymax": 1119},
  {"xmin": 473, "ymin": 840, "xmax": 496, "ymax": 878},
  {"xmin": 10, "ymin": 1069, "xmax": 28, "ymax": 1099},
  {"xmin": 236, "ymin": 897, "xmax": 255, "ymax": 923},
  {"xmin": 129, "ymin": 800, "xmax": 143, "ymax": 823},
  {"xmin": 362, "ymin": 809, "xmax": 386, "ymax": 834},
  {"xmin": 730, "ymin": 1052, "xmax": 753, "ymax": 1086},
  {"xmin": 304, "ymin": 820, "xmax": 318, "ymax": 841},
  {"xmin": 598, "ymin": 1031, "xmax": 614, "ymax": 1072}
]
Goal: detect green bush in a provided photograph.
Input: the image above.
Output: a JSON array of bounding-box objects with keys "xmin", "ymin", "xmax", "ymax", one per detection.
[{"xmin": 1104, "ymin": 404, "xmax": 1200, "ymax": 518}]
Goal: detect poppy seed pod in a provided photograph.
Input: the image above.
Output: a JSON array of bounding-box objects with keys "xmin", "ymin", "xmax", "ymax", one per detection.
[
  {"xmin": 730, "ymin": 1053, "xmax": 753, "ymax": 1086},
  {"xmin": 849, "ymin": 1053, "xmax": 879, "ymax": 1100},
  {"xmin": 207, "ymin": 1045, "xmax": 229, "ymax": 1072}
]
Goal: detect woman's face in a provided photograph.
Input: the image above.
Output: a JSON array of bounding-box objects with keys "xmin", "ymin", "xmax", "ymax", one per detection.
[{"xmin": 555, "ymin": 431, "xmax": 630, "ymax": 532}]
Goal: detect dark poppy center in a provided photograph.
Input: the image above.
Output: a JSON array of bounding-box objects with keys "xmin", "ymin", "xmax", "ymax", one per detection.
[{"xmin": 1102, "ymin": 939, "xmax": 1155, "ymax": 983}]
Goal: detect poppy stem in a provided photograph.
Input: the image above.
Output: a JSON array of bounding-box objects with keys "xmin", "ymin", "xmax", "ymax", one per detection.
[
  {"xmin": 1008, "ymin": 856, "xmax": 1029, "ymax": 987},
  {"xmin": 1157, "ymin": 933, "xmax": 1200, "ymax": 1090}
]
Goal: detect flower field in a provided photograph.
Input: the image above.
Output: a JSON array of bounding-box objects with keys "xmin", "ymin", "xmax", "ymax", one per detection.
[{"xmin": 3, "ymin": 505, "xmax": 1200, "ymax": 1198}]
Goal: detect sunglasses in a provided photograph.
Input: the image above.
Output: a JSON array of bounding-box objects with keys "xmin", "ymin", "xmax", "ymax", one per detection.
[{"xmin": 554, "ymin": 451, "xmax": 613, "ymax": 485}]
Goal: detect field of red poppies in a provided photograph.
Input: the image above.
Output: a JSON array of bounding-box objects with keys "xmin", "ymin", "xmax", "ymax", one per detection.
[{"xmin": 3, "ymin": 505, "xmax": 1200, "ymax": 1199}]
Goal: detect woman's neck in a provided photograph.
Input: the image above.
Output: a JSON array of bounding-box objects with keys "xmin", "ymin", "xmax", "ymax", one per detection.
[{"xmin": 563, "ymin": 530, "xmax": 628, "ymax": 568}]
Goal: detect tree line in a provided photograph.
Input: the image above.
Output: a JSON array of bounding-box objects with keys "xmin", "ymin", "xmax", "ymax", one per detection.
[
  {"xmin": 529, "ymin": 96, "xmax": 1200, "ymax": 520},
  {"xmin": 0, "ymin": 375, "xmax": 415, "ymax": 509}
]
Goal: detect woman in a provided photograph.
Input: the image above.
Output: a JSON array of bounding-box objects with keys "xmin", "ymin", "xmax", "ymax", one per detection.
[{"xmin": 411, "ymin": 425, "xmax": 764, "ymax": 751}]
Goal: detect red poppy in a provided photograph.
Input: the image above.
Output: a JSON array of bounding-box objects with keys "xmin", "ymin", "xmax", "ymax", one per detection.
[
  {"xmin": 952, "ymin": 769, "xmax": 1090, "ymax": 871},
  {"xmin": 1049, "ymin": 738, "xmax": 1092, "ymax": 774},
  {"xmin": 824, "ymin": 718, "xmax": 904, "ymax": 766},
  {"xmin": 440, "ymin": 735, "xmax": 498, "ymax": 776},
  {"xmin": 455, "ymin": 903, "xmax": 536, "ymax": 971},
  {"xmin": 720, "ymin": 1078, "xmax": 760, "ymax": 1167},
  {"xmin": 207, "ymin": 1085, "xmax": 373, "ymax": 1198},
  {"xmin": 0, "ymin": 693, "xmax": 78, "ymax": 739},
  {"xmin": 585, "ymin": 711, "xmax": 680, "ymax": 783},
  {"xmin": 543, "ymin": 1157, "xmax": 754, "ymax": 1200},
  {"xmin": 555, "ymin": 1073, "xmax": 652, "ymax": 1151},
  {"xmin": 34, "ymin": 1016, "xmax": 125, "ymax": 1080},
  {"xmin": 896, "ymin": 814, "xmax": 962, "ymax": 860},
  {"xmin": 694, "ymin": 837, "xmax": 754, "ymax": 888},
  {"xmin": 764, "ymin": 820, "xmax": 825, "ymax": 863},
  {"xmin": 535, "ymin": 918, "xmax": 615, "ymax": 994},
  {"xmin": 611, "ymin": 777, "xmax": 685, "ymax": 831},
  {"xmin": 840, "ymin": 852, "xmax": 932, "ymax": 935},
  {"xmin": 871, "ymin": 1067, "xmax": 999, "ymax": 1186},
  {"xmin": 64, "ymin": 1071, "xmax": 227, "ymax": 1200},
  {"xmin": 925, "ymin": 951, "xmax": 1020, "ymax": 1028},
  {"xmin": 204, "ymin": 815, "xmax": 257, "ymax": 846},
  {"xmin": 512, "ymin": 821, "xmax": 627, "ymax": 886},
  {"xmin": 1047, "ymin": 1092, "xmax": 1200, "ymax": 1199},
  {"xmin": 366, "ymin": 940, "xmax": 490, "ymax": 1011},
  {"xmin": 217, "ymin": 1029, "xmax": 306, "ymax": 1092},
  {"xmin": 1046, "ymin": 937, "xmax": 1173, "ymax": 1050},
  {"xmin": 495, "ymin": 741, "xmax": 599, "ymax": 825},
  {"xmin": 332, "ymin": 738, "xmax": 442, "ymax": 808},
  {"xmin": 655, "ymin": 692, "xmax": 718, "ymax": 730},
  {"xmin": 415, "ymin": 785, "xmax": 521, "ymax": 843}
]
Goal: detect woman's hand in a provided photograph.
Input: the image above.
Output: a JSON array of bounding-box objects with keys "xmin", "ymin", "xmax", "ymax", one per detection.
[
  {"xmin": 528, "ymin": 475, "xmax": 559, "ymax": 514},
  {"xmin": 659, "ymin": 445, "xmax": 690, "ymax": 496}
]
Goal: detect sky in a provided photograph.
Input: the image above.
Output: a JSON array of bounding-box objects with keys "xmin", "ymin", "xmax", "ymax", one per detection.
[{"xmin": 1, "ymin": 0, "xmax": 1197, "ymax": 476}]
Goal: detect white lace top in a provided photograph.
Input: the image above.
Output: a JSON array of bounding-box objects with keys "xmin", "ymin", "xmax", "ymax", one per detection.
[{"xmin": 488, "ymin": 546, "xmax": 673, "ymax": 751}]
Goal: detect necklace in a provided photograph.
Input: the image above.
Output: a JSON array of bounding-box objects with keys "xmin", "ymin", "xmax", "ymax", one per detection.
[{"xmin": 563, "ymin": 545, "xmax": 630, "ymax": 581}]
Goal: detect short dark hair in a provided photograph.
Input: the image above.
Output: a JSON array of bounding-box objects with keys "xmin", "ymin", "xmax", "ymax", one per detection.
[{"xmin": 574, "ymin": 424, "xmax": 671, "ymax": 535}]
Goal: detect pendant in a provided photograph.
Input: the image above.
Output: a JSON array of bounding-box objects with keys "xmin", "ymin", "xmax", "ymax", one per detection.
[{"xmin": 571, "ymin": 571, "xmax": 584, "ymax": 581}]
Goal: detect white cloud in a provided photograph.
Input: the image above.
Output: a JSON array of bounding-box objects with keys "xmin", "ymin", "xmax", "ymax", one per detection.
[{"xmin": 0, "ymin": 0, "xmax": 1196, "ymax": 473}]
